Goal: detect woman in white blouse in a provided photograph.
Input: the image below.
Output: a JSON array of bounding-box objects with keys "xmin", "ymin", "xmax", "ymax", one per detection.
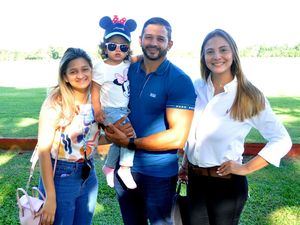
[{"xmin": 180, "ymin": 29, "xmax": 292, "ymax": 225}]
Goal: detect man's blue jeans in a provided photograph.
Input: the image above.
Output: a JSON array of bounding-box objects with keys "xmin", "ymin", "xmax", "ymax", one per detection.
[
  {"xmin": 39, "ymin": 159, "xmax": 98, "ymax": 225},
  {"xmin": 114, "ymin": 171, "xmax": 177, "ymax": 225}
]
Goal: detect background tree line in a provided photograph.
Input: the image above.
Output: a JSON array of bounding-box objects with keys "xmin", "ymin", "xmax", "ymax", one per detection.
[
  {"xmin": 240, "ymin": 43, "xmax": 300, "ymax": 57},
  {"xmin": 1, "ymin": 43, "xmax": 300, "ymax": 60},
  {"xmin": 0, "ymin": 46, "xmax": 64, "ymax": 61}
]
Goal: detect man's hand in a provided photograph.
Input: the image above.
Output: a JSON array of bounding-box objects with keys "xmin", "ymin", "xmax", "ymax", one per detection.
[
  {"xmin": 105, "ymin": 123, "xmax": 129, "ymax": 147},
  {"xmin": 113, "ymin": 116, "xmax": 135, "ymax": 138}
]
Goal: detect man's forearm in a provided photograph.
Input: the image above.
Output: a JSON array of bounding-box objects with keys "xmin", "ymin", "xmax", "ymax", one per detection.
[
  {"xmin": 106, "ymin": 109, "xmax": 194, "ymax": 152},
  {"xmin": 134, "ymin": 128, "xmax": 188, "ymax": 151}
]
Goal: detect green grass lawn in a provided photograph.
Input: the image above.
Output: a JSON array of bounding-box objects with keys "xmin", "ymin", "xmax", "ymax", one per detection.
[
  {"xmin": 246, "ymin": 96, "xmax": 300, "ymax": 143},
  {"xmin": 0, "ymin": 87, "xmax": 299, "ymax": 143},
  {"xmin": 0, "ymin": 151, "xmax": 121, "ymax": 225},
  {"xmin": 240, "ymin": 157, "xmax": 300, "ymax": 225},
  {"xmin": 0, "ymin": 87, "xmax": 47, "ymax": 137},
  {"xmin": 0, "ymin": 87, "xmax": 299, "ymax": 224},
  {"xmin": 0, "ymin": 151, "xmax": 299, "ymax": 225}
]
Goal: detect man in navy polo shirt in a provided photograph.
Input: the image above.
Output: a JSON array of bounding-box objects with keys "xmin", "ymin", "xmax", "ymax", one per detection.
[{"xmin": 106, "ymin": 17, "xmax": 196, "ymax": 225}]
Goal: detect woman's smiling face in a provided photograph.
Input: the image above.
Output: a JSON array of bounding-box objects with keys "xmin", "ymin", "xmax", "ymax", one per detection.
[{"xmin": 65, "ymin": 57, "xmax": 92, "ymax": 92}]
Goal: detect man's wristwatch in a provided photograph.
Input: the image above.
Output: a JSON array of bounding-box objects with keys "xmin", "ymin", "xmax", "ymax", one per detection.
[{"xmin": 127, "ymin": 138, "xmax": 136, "ymax": 150}]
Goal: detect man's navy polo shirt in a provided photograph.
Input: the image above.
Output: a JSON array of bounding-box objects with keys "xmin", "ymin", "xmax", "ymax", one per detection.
[{"xmin": 128, "ymin": 59, "xmax": 196, "ymax": 177}]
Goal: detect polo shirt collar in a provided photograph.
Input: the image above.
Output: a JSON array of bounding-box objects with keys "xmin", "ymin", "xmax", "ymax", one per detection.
[{"xmin": 136, "ymin": 58, "xmax": 170, "ymax": 76}]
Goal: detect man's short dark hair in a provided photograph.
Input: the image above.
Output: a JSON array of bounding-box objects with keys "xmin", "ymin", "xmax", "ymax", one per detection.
[{"xmin": 141, "ymin": 17, "xmax": 172, "ymax": 41}]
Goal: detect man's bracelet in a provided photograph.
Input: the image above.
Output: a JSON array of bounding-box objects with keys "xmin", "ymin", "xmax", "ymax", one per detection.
[{"xmin": 127, "ymin": 138, "xmax": 136, "ymax": 150}]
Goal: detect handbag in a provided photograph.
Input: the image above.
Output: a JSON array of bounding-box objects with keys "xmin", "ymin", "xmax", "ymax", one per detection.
[
  {"xmin": 16, "ymin": 186, "xmax": 45, "ymax": 225},
  {"xmin": 16, "ymin": 127, "xmax": 61, "ymax": 225},
  {"xmin": 172, "ymin": 180, "xmax": 189, "ymax": 225}
]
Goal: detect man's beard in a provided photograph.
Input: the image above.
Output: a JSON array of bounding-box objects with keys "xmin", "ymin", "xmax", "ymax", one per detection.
[{"xmin": 141, "ymin": 46, "xmax": 168, "ymax": 61}]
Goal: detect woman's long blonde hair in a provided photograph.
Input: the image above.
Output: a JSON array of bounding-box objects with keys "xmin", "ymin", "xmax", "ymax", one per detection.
[
  {"xmin": 200, "ymin": 29, "xmax": 265, "ymax": 121},
  {"xmin": 47, "ymin": 48, "xmax": 93, "ymax": 122}
]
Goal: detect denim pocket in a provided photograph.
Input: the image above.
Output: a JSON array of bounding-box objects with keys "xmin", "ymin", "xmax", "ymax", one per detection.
[{"xmin": 54, "ymin": 164, "xmax": 77, "ymax": 178}]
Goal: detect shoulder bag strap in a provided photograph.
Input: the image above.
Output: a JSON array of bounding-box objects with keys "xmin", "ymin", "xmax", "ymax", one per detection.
[{"xmin": 26, "ymin": 126, "xmax": 62, "ymax": 190}]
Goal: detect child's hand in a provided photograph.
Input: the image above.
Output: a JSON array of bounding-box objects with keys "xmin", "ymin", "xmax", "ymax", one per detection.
[
  {"xmin": 94, "ymin": 110, "xmax": 105, "ymax": 123},
  {"xmin": 131, "ymin": 55, "xmax": 143, "ymax": 63}
]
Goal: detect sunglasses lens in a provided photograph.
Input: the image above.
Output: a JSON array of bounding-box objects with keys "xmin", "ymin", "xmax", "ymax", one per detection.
[
  {"xmin": 120, "ymin": 44, "xmax": 129, "ymax": 53},
  {"xmin": 106, "ymin": 43, "xmax": 129, "ymax": 53},
  {"xmin": 107, "ymin": 43, "xmax": 116, "ymax": 51}
]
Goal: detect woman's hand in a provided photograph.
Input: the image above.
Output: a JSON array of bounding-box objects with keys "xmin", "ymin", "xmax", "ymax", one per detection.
[
  {"xmin": 217, "ymin": 155, "xmax": 269, "ymax": 177},
  {"xmin": 36, "ymin": 196, "xmax": 56, "ymax": 225},
  {"xmin": 217, "ymin": 156, "xmax": 269, "ymax": 177},
  {"xmin": 217, "ymin": 160, "xmax": 248, "ymax": 176},
  {"xmin": 178, "ymin": 151, "xmax": 188, "ymax": 181},
  {"xmin": 178, "ymin": 165, "xmax": 188, "ymax": 181}
]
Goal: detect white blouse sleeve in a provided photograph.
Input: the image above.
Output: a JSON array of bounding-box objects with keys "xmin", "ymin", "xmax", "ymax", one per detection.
[
  {"xmin": 248, "ymin": 99, "xmax": 292, "ymax": 167},
  {"xmin": 92, "ymin": 62, "xmax": 105, "ymax": 85}
]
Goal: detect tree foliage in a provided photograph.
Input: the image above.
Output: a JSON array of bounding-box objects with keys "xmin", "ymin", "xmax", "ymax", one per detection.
[
  {"xmin": 0, "ymin": 46, "xmax": 64, "ymax": 61},
  {"xmin": 1, "ymin": 44, "xmax": 300, "ymax": 61},
  {"xmin": 240, "ymin": 43, "xmax": 300, "ymax": 57}
]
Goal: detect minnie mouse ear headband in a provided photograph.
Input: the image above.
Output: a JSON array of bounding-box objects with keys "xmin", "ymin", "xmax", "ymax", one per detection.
[{"xmin": 100, "ymin": 15, "xmax": 137, "ymax": 42}]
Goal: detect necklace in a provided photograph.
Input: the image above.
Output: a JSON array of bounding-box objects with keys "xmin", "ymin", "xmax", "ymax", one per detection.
[
  {"xmin": 216, "ymin": 81, "xmax": 224, "ymax": 88},
  {"xmin": 212, "ymin": 78, "xmax": 225, "ymax": 89}
]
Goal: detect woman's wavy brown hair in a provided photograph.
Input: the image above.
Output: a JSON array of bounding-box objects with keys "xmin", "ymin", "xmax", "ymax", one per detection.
[{"xmin": 200, "ymin": 29, "xmax": 265, "ymax": 121}]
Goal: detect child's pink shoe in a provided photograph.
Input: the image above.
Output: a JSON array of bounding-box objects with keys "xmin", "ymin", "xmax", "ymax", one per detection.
[{"xmin": 102, "ymin": 166, "xmax": 115, "ymax": 188}]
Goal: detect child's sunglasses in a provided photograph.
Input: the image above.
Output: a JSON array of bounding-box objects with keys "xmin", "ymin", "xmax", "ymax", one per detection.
[{"xmin": 105, "ymin": 43, "xmax": 129, "ymax": 53}]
